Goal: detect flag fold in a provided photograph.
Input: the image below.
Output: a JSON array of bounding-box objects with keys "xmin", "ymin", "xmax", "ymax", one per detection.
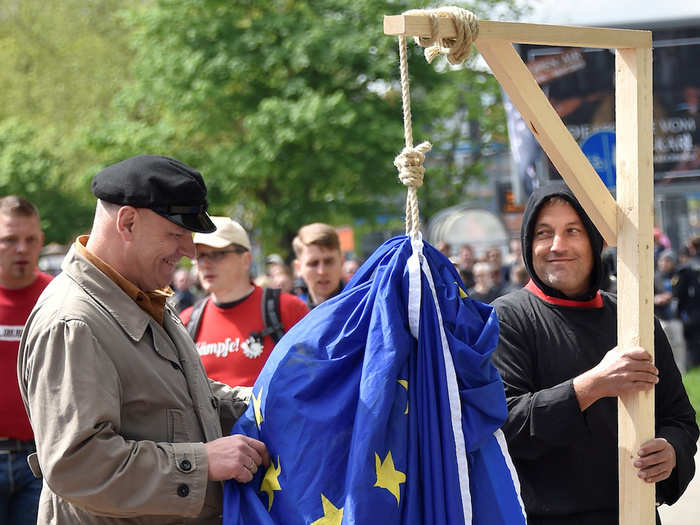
[{"xmin": 223, "ymin": 236, "xmax": 526, "ymax": 525}]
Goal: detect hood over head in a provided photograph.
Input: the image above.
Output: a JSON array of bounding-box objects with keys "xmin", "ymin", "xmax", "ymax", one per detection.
[{"xmin": 521, "ymin": 181, "xmax": 605, "ymax": 301}]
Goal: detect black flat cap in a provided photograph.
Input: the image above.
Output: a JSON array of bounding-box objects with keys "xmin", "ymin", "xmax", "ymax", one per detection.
[{"xmin": 91, "ymin": 155, "xmax": 216, "ymax": 233}]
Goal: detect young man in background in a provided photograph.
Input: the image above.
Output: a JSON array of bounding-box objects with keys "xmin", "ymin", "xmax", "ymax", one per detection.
[
  {"xmin": 293, "ymin": 222, "xmax": 344, "ymax": 309},
  {"xmin": 0, "ymin": 196, "xmax": 51, "ymax": 525}
]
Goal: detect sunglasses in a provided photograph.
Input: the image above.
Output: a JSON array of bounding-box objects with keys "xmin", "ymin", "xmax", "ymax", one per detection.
[{"xmin": 195, "ymin": 246, "xmax": 247, "ymax": 263}]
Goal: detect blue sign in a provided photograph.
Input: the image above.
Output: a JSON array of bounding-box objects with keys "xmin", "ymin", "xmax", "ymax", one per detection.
[{"xmin": 581, "ymin": 130, "xmax": 616, "ymax": 188}]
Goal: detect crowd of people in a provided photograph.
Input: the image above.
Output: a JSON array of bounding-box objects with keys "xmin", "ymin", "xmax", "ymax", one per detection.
[
  {"xmin": 171, "ymin": 229, "xmax": 529, "ymax": 323},
  {"xmin": 1, "ymin": 154, "xmax": 698, "ymax": 524},
  {"xmin": 439, "ymin": 226, "xmax": 700, "ymax": 375},
  {"xmin": 652, "ymin": 233, "xmax": 700, "ymax": 373},
  {"xmin": 170, "ymin": 225, "xmax": 359, "ymax": 322},
  {"xmin": 436, "ymin": 239, "xmax": 529, "ymax": 303}
]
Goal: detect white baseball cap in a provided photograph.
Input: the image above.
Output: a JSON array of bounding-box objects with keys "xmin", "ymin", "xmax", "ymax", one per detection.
[{"xmin": 193, "ymin": 216, "xmax": 251, "ymax": 250}]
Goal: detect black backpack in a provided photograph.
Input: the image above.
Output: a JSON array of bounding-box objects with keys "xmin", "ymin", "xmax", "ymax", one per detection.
[{"xmin": 185, "ymin": 287, "xmax": 286, "ymax": 344}]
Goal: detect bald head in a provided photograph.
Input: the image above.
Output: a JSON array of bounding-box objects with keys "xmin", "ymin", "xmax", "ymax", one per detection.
[{"xmin": 86, "ymin": 200, "xmax": 195, "ymax": 291}]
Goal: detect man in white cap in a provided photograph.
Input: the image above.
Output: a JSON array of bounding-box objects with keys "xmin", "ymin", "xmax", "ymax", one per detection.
[{"xmin": 181, "ymin": 217, "xmax": 308, "ymax": 387}]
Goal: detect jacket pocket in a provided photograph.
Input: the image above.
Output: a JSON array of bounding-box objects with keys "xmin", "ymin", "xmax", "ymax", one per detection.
[{"xmin": 166, "ymin": 408, "xmax": 190, "ymax": 443}]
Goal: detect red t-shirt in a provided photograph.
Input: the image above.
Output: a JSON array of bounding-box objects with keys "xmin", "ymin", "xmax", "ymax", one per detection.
[
  {"xmin": 0, "ymin": 271, "xmax": 53, "ymax": 440},
  {"xmin": 180, "ymin": 286, "xmax": 308, "ymax": 387}
]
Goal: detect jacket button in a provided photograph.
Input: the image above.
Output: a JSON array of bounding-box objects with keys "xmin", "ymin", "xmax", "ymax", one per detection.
[
  {"xmin": 177, "ymin": 484, "xmax": 190, "ymax": 497},
  {"xmin": 171, "ymin": 362, "xmax": 180, "ymax": 371},
  {"xmin": 180, "ymin": 459, "xmax": 192, "ymax": 471}
]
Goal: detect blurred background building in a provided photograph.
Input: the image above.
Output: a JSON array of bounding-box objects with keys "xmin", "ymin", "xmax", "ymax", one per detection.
[{"xmin": 427, "ymin": 5, "xmax": 700, "ymax": 259}]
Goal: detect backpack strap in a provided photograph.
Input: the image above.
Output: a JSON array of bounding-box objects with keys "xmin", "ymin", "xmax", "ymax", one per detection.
[
  {"xmin": 261, "ymin": 287, "xmax": 285, "ymax": 344},
  {"xmin": 185, "ymin": 296, "xmax": 209, "ymax": 340}
]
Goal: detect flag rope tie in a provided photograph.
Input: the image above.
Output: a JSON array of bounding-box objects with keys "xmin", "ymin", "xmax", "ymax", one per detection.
[{"xmin": 394, "ymin": 7, "xmax": 479, "ymax": 238}]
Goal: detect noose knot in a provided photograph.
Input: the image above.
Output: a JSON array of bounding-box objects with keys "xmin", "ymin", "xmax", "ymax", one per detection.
[
  {"xmin": 394, "ymin": 142, "xmax": 432, "ymax": 189},
  {"xmin": 412, "ymin": 6, "xmax": 479, "ymax": 65}
]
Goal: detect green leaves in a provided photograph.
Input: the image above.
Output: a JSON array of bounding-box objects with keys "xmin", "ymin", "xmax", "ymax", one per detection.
[
  {"xmin": 0, "ymin": 119, "xmax": 93, "ymax": 243},
  {"xmin": 0, "ymin": 0, "xmax": 525, "ymax": 251}
]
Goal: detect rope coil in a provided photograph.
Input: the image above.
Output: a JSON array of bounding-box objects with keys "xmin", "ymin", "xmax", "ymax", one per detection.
[
  {"xmin": 395, "ymin": 7, "xmax": 479, "ymax": 238},
  {"xmin": 414, "ymin": 6, "xmax": 479, "ymax": 65}
]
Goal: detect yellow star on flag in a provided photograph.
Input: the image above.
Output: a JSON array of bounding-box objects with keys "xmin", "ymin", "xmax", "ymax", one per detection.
[
  {"xmin": 397, "ymin": 379, "xmax": 409, "ymax": 414},
  {"xmin": 252, "ymin": 387, "xmax": 263, "ymax": 429},
  {"xmin": 374, "ymin": 451, "xmax": 406, "ymax": 505},
  {"xmin": 310, "ymin": 493, "xmax": 343, "ymax": 525},
  {"xmin": 458, "ymin": 285, "xmax": 468, "ymax": 299},
  {"xmin": 260, "ymin": 456, "xmax": 282, "ymax": 511}
]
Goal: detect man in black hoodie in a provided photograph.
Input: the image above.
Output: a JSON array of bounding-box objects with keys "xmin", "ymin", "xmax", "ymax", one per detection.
[{"xmin": 492, "ymin": 181, "xmax": 698, "ymax": 525}]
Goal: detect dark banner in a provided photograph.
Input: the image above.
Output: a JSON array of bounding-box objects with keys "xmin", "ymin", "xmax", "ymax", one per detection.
[{"xmin": 513, "ymin": 23, "xmax": 700, "ymax": 185}]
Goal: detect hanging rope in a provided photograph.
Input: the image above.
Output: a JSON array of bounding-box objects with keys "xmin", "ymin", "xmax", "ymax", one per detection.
[
  {"xmin": 394, "ymin": 7, "xmax": 479, "ymax": 239},
  {"xmin": 395, "ymin": 33, "xmax": 431, "ymax": 239}
]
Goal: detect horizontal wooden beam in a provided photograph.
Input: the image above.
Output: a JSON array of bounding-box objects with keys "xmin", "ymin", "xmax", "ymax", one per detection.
[
  {"xmin": 384, "ymin": 15, "xmax": 651, "ymax": 49},
  {"xmin": 476, "ymin": 38, "xmax": 618, "ymax": 245}
]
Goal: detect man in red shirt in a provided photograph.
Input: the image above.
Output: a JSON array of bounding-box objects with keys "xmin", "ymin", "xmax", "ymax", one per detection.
[
  {"xmin": 0, "ymin": 196, "xmax": 52, "ymax": 524},
  {"xmin": 181, "ymin": 217, "xmax": 308, "ymax": 387}
]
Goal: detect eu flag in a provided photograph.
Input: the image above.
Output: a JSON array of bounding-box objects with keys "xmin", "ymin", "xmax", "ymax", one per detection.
[{"xmin": 223, "ymin": 236, "xmax": 526, "ymax": 524}]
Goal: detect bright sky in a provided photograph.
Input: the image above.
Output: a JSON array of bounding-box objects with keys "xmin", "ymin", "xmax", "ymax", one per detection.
[{"xmin": 522, "ymin": 0, "xmax": 700, "ymax": 25}]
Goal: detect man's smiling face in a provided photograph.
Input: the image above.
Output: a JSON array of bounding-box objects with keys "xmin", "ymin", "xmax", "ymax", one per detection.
[{"xmin": 532, "ymin": 198, "xmax": 594, "ymax": 298}]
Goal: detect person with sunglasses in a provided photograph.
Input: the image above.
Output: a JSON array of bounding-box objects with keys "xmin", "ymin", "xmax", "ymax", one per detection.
[{"xmin": 181, "ymin": 217, "xmax": 308, "ymax": 387}]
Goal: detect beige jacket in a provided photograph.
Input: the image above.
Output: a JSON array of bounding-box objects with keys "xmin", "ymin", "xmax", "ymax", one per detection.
[{"xmin": 18, "ymin": 247, "xmax": 250, "ymax": 524}]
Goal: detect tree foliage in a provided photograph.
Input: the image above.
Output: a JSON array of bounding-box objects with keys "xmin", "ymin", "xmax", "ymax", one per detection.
[
  {"xmin": 0, "ymin": 0, "xmax": 526, "ymax": 250},
  {"xmin": 0, "ymin": 0, "xmax": 135, "ymax": 141},
  {"xmin": 93, "ymin": 0, "xmax": 523, "ymax": 252},
  {"xmin": 0, "ymin": 0, "xmax": 139, "ymax": 242},
  {"xmin": 0, "ymin": 119, "xmax": 93, "ymax": 243}
]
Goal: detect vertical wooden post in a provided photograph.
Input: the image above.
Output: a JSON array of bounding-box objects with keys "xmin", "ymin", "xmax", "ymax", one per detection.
[
  {"xmin": 615, "ymin": 46, "xmax": 655, "ymax": 525},
  {"xmin": 385, "ymin": 14, "xmax": 655, "ymax": 523}
]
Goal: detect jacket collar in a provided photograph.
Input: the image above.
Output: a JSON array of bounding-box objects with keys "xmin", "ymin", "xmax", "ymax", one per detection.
[
  {"xmin": 61, "ymin": 246, "xmax": 152, "ymax": 342},
  {"xmin": 74, "ymin": 235, "xmax": 171, "ymax": 324}
]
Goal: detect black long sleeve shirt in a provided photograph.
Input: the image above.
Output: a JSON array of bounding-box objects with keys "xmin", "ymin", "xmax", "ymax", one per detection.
[{"xmin": 492, "ymin": 287, "xmax": 698, "ymax": 524}]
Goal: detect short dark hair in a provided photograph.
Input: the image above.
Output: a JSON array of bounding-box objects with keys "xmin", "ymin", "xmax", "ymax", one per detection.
[
  {"xmin": 292, "ymin": 223, "xmax": 340, "ymax": 258},
  {"xmin": 0, "ymin": 195, "xmax": 40, "ymax": 220}
]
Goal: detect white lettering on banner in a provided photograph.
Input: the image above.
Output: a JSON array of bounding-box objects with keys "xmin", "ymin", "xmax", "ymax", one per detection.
[
  {"xmin": 567, "ymin": 123, "xmax": 615, "ymax": 142},
  {"xmin": 654, "ymin": 133, "xmax": 693, "ymax": 154},
  {"xmin": 0, "ymin": 325, "xmax": 24, "ymax": 341},
  {"xmin": 567, "ymin": 119, "xmax": 697, "ymax": 166},
  {"xmin": 657, "ymin": 118, "xmax": 696, "ymax": 134}
]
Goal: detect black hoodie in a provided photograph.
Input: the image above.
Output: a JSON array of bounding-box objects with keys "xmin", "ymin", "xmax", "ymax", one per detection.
[
  {"xmin": 491, "ymin": 181, "xmax": 698, "ymax": 524},
  {"xmin": 520, "ymin": 180, "xmax": 604, "ymax": 301}
]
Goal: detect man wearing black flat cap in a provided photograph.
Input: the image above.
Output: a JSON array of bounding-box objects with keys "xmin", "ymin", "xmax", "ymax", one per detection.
[{"xmin": 18, "ymin": 155, "xmax": 269, "ymax": 524}]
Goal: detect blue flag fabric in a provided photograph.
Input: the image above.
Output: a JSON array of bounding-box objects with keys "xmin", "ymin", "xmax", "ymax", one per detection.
[{"xmin": 223, "ymin": 236, "xmax": 526, "ymax": 525}]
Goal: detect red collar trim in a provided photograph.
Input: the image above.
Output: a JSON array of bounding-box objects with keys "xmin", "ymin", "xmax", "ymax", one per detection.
[{"xmin": 525, "ymin": 280, "xmax": 603, "ymax": 308}]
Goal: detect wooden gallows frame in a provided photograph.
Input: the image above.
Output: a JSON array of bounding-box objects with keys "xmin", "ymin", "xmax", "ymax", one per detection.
[{"xmin": 384, "ymin": 12, "xmax": 655, "ymax": 525}]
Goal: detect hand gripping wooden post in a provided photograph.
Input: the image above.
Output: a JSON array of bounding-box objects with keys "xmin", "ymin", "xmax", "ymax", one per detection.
[{"xmin": 384, "ymin": 11, "xmax": 655, "ymax": 525}]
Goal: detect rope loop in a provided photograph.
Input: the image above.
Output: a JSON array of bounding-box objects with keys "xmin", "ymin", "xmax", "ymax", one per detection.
[
  {"xmin": 411, "ymin": 7, "xmax": 480, "ymax": 65},
  {"xmin": 395, "ymin": 142, "xmax": 432, "ymax": 189}
]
